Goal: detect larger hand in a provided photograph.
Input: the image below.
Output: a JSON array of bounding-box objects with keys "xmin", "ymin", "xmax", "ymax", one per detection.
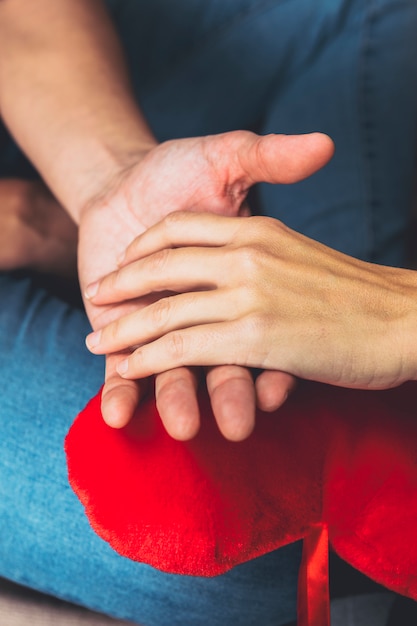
[{"xmin": 79, "ymin": 131, "xmax": 334, "ymax": 439}]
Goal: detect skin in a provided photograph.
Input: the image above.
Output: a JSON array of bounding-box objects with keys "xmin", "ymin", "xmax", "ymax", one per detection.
[
  {"xmin": 85, "ymin": 212, "xmax": 417, "ymax": 432},
  {"xmin": 0, "ymin": 0, "xmax": 334, "ymax": 440},
  {"xmin": 0, "ymin": 179, "xmax": 77, "ymax": 278},
  {"xmin": 79, "ymin": 131, "xmax": 334, "ymax": 440}
]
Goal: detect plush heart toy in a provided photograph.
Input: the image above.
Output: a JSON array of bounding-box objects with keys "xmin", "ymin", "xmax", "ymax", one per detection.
[{"xmin": 65, "ymin": 381, "xmax": 417, "ymax": 626}]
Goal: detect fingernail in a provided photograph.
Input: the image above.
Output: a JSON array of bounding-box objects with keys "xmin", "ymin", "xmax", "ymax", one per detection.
[
  {"xmin": 86, "ymin": 330, "xmax": 101, "ymax": 349},
  {"xmin": 84, "ymin": 281, "xmax": 99, "ymax": 300},
  {"xmin": 117, "ymin": 359, "xmax": 129, "ymax": 375}
]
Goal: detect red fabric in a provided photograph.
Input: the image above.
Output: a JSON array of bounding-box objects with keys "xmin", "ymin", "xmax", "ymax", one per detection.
[
  {"xmin": 65, "ymin": 381, "xmax": 417, "ymax": 620},
  {"xmin": 298, "ymin": 525, "xmax": 330, "ymax": 626}
]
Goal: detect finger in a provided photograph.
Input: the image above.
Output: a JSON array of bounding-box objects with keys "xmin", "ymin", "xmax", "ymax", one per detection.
[
  {"xmin": 255, "ymin": 370, "xmax": 297, "ymax": 412},
  {"xmin": 229, "ymin": 131, "xmax": 335, "ymax": 186},
  {"xmin": 86, "ymin": 242, "xmax": 228, "ymax": 305},
  {"xmin": 117, "ymin": 211, "xmax": 243, "ymax": 269},
  {"xmin": 101, "ymin": 353, "xmax": 149, "ymax": 428},
  {"xmin": 155, "ymin": 367, "xmax": 200, "ymax": 440},
  {"xmin": 86, "ymin": 289, "xmax": 239, "ymax": 356},
  {"xmin": 206, "ymin": 365, "xmax": 256, "ymax": 441},
  {"xmin": 114, "ymin": 321, "xmax": 263, "ymax": 380}
]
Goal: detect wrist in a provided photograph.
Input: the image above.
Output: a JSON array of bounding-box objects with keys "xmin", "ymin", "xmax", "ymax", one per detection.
[
  {"xmin": 0, "ymin": 0, "xmax": 158, "ymax": 223},
  {"xmin": 70, "ymin": 135, "xmax": 158, "ymax": 224}
]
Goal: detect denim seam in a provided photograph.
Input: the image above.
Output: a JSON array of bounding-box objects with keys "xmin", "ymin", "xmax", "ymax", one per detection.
[{"xmin": 357, "ymin": 0, "xmax": 379, "ymax": 261}]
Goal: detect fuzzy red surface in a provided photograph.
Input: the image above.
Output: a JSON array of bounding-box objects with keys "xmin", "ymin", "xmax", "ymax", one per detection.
[{"xmin": 65, "ymin": 381, "xmax": 417, "ymax": 599}]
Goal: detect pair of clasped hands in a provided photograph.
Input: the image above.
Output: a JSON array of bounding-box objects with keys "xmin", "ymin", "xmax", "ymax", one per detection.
[{"xmin": 84, "ymin": 131, "xmax": 416, "ymax": 442}]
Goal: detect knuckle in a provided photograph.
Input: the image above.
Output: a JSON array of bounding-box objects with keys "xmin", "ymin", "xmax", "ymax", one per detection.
[
  {"xmin": 163, "ymin": 210, "xmax": 188, "ymax": 231},
  {"xmin": 148, "ymin": 248, "xmax": 171, "ymax": 274},
  {"xmin": 129, "ymin": 348, "xmax": 144, "ymax": 371},
  {"xmin": 166, "ymin": 331, "xmax": 185, "ymax": 361},
  {"xmin": 106, "ymin": 266, "xmax": 128, "ymax": 295},
  {"xmin": 245, "ymin": 310, "xmax": 265, "ymax": 335},
  {"xmin": 239, "ymin": 312, "xmax": 269, "ymax": 363},
  {"xmin": 234, "ymin": 244, "xmax": 261, "ymax": 278},
  {"xmin": 245, "ymin": 308, "xmax": 271, "ymax": 343},
  {"xmin": 149, "ymin": 297, "xmax": 172, "ymax": 329},
  {"xmin": 106, "ymin": 317, "xmax": 123, "ymax": 343},
  {"xmin": 247, "ymin": 216, "xmax": 268, "ymax": 236},
  {"xmin": 111, "ymin": 269, "xmax": 124, "ymax": 292},
  {"xmin": 238, "ymin": 282, "xmax": 260, "ymax": 312},
  {"xmin": 248, "ymin": 310, "xmax": 269, "ymax": 332}
]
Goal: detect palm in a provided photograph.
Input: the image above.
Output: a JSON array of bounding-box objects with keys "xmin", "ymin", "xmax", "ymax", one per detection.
[{"xmin": 79, "ymin": 134, "xmax": 251, "ymax": 311}]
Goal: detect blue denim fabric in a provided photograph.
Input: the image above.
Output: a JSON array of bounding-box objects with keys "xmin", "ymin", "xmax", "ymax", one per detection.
[
  {"xmin": 108, "ymin": 0, "xmax": 417, "ymax": 264},
  {"xmin": 0, "ymin": 273, "xmax": 300, "ymax": 626},
  {"xmin": 0, "ymin": 1, "xmax": 416, "ymax": 624}
]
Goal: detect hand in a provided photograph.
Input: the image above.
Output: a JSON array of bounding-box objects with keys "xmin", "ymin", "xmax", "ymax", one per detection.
[
  {"xmin": 86, "ymin": 212, "xmax": 417, "ymax": 393},
  {"xmin": 80, "ymin": 131, "xmax": 334, "ymax": 440}
]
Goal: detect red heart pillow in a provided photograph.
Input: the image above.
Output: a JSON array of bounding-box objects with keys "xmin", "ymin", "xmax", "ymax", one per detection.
[{"xmin": 65, "ymin": 382, "xmax": 417, "ymax": 625}]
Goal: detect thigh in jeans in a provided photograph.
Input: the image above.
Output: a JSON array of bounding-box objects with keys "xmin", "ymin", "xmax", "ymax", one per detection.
[{"xmin": 0, "ymin": 271, "xmax": 301, "ymax": 625}]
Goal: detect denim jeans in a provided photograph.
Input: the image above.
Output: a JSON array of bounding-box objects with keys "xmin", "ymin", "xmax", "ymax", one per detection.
[{"xmin": 0, "ymin": 1, "xmax": 416, "ymax": 625}]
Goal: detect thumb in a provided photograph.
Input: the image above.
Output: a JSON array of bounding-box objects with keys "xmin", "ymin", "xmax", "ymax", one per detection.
[{"xmin": 229, "ymin": 131, "xmax": 334, "ymax": 186}]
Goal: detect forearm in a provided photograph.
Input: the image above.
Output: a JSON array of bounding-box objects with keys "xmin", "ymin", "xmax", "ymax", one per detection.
[{"xmin": 0, "ymin": 0, "xmax": 156, "ymax": 221}]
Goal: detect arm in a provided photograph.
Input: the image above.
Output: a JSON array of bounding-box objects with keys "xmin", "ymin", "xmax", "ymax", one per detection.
[
  {"xmin": 0, "ymin": 0, "xmax": 155, "ymax": 219},
  {"xmin": 0, "ymin": 0, "xmax": 157, "ymax": 431},
  {"xmin": 85, "ymin": 212, "xmax": 417, "ymax": 392},
  {"xmin": 0, "ymin": 1, "xmax": 334, "ymax": 439}
]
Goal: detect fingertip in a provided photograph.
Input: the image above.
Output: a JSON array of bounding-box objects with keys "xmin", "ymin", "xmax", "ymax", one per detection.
[
  {"xmin": 156, "ymin": 398, "xmax": 201, "ymax": 441},
  {"xmin": 101, "ymin": 396, "xmax": 132, "ymax": 429},
  {"xmin": 101, "ymin": 381, "xmax": 142, "ymax": 428},
  {"xmin": 219, "ymin": 417, "xmax": 255, "ymax": 441},
  {"xmin": 208, "ymin": 371, "xmax": 256, "ymax": 441},
  {"xmin": 284, "ymin": 132, "xmax": 335, "ymax": 177},
  {"xmin": 255, "ymin": 371, "xmax": 297, "ymax": 412},
  {"xmin": 84, "ymin": 281, "xmax": 99, "ymax": 301},
  {"xmin": 215, "ymin": 402, "xmax": 255, "ymax": 441},
  {"xmin": 161, "ymin": 415, "xmax": 200, "ymax": 441},
  {"xmin": 256, "ymin": 392, "xmax": 287, "ymax": 413},
  {"xmin": 155, "ymin": 368, "xmax": 200, "ymax": 441},
  {"xmin": 246, "ymin": 131, "xmax": 335, "ymax": 185},
  {"xmin": 310, "ymin": 131, "xmax": 335, "ymax": 161},
  {"xmin": 211, "ymin": 383, "xmax": 256, "ymax": 442},
  {"xmin": 85, "ymin": 330, "xmax": 102, "ymax": 352}
]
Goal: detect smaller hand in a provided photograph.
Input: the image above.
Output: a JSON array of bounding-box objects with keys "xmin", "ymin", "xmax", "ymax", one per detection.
[{"xmin": 86, "ymin": 212, "xmax": 417, "ymax": 394}]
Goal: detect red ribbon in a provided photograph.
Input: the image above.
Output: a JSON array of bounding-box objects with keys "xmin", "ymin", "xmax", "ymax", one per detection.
[{"xmin": 298, "ymin": 525, "xmax": 330, "ymax": 626}]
